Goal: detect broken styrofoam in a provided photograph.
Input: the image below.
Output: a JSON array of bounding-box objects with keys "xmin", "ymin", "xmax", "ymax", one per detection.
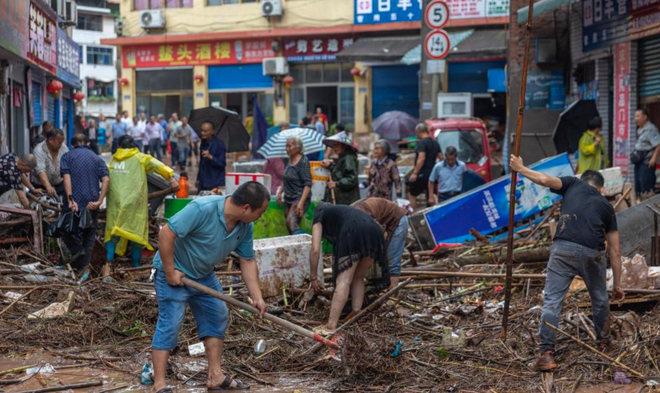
[
  {"xmin": 26, "ymin": 364, "xmax": 55, "ymax": 374},
  {"xmin": 606, "ymin": 254, "xmax": 652, "ymax": 290},
  {"xmin": 3, "ymin": 291, "xmax": 22, "ymax": 301},
  {"xmin": 19, "ymin": 263, "xmax": 41, "ymax": 273},
  {"xmin": 188, "ymin": 342, "xmax": 206, "ymax": 357},
  {"xmin": 28, "ymin": 291, "xmax": 75, "ymax": 319}
]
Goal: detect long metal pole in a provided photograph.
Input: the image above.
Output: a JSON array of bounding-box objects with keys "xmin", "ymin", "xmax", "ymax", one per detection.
[{"xmin": 501, "ymin": 0, "xmax": 536, "ymax": 341}]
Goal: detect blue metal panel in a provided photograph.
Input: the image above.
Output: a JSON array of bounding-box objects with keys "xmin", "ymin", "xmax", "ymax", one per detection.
[
  {"xmin": 448, "ymin": 61, "xmax": 506, "ymax": 94},
  {"xmin": 208, "ymin": 64, "xmax": 273, "ymax": 90},
  {"xmin": 372, "ymin": 64, "xmax": 419, "ymax": 119},
  {"xmin": 487, "ymin": 69, "xmax": 506, "ymax": 93},
  {"xmin": 47, "ymin": 93, "xmax": 56, "ymax": 125},
  {"xmin": 32, "ymin": 82, "xmax": 42, "ymax": 127}
]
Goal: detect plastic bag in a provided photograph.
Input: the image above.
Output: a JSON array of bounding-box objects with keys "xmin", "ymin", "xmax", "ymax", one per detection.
[{"xmin": 46, "ymin": 209, "xmax": 94, "ymax": 238}]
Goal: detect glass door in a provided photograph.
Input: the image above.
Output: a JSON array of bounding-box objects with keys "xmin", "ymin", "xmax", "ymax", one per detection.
[
  {"xmin": 338, "ymin": 86, "xmax": 354, "ymax": 128},
  {"xmin": 289, "ymin": 87, "xmax": 306, "ymax": 125}
]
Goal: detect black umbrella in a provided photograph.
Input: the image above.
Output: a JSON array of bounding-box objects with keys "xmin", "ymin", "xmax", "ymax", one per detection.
[
  {"xmin": 188, "ymin": 106, "xmax": 249, "ymax": 152},
  {"xmin": 552, "ymin": 100, "xmax": 600, "ymax": 154}
]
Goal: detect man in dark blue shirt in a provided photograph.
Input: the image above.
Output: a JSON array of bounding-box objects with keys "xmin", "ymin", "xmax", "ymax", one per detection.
[
  {"xmin": 61, "ymin": 134, "xmax": 110, "ymax": 271},
  {"xmin": 196, "ymin": 121, "xmax": 227, "ymax": 192}
]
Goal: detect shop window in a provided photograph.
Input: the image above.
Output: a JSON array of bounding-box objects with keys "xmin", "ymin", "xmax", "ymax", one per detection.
[
  {"xmin": 306, "ymin": 64, "xmax": 322, "ymax": 84},
  {"xmin": 208, "ymin": 0, "xmax": 258, "ymax": 5},
  {"xmin": 339, "ymin": 86, "xmax": 354, "ymax": 126},
  {"xmin": 86, "ymin": 46, "xmax": 113, "ymax": 66},
  {"xmin": 324, "ymin": 64, "xmax": 340, "ymax": 83},
  {"xmin": 289, "ymin": 65, "xmax": 304, "ymax": 85},
  {"xmin": 136, "ymin": 69, "xmax": 193, "ymax": 92},
  {"xmin": 340, "ymin": 64, "xmax": 354, "ymax": 82},
  {"xmin": 76, "ymin": 13, "xmax": 102, "ymax": 31},
  {"xmin": 259, "ymin": 93, "xmax": 274, "ymax": 122}
]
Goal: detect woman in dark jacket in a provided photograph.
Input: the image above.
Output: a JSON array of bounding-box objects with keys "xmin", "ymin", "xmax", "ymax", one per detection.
[{"xmin": 321, "ymin": 132, "xmax": 360, "ymax": 205}]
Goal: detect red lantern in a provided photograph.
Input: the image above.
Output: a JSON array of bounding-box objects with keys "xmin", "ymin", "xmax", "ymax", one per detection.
[
  {"xmin": 350, "ymin": 67, "xmax": 361, "ymax": 80},
  {"xmin": 194, "ymin": 74, "xmax": 205, "ymax": 84},
  {"xmin": 283, "ymin": 75, "xmax": 294, "ymax": 89},
  {"xmin": 73, "ymin": 91, "xmax": 85, "ymax": 102},
  {"xmin": 46, "ymin": 80, "xmax": 63, "ymax": 97},
  {"xmin": 119, "ymin": 77, "xmax": 129, "ymax": 87}
]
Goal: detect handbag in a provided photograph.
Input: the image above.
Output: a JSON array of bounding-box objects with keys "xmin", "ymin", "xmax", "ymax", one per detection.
[
  {"xmin": 631, "ymin": 150, "xmax": 648, "ymax": 165},
  {"xmin": 46, "ymin": 209, "xmax": 94, "ymax": 238}
]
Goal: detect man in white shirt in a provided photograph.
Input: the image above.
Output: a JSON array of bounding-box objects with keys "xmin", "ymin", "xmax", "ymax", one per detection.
[
  {"xmin": 129, "ymin": 116, "xmax": 146, "ymax": 151},
  {"xmin": 138, "ymin": 112, "xmax": 149, "ymax": 153},
  {"xmin": 121, "ymin": 110, "xmax": 132, "ymax": 128}
]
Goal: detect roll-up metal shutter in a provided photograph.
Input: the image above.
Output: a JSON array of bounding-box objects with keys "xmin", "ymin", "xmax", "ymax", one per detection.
[{"xmin": 639, "ymin": 37, "xmax": 660, "ymax": 100}]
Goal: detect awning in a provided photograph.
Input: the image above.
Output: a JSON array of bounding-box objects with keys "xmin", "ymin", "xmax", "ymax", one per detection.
[
  {"xmin": 401, "ymin": 29, "xmax": 506, "ymax": 65},
  {"xmin": 517, "ymin": 0, "xmax": 579, "ymax": 24},
  {"xmin": 335, "ymin": 36, "xmax": 420, "ymax": 63}
]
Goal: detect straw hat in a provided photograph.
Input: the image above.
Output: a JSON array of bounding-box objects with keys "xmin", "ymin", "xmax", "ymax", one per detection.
[{"xmin": 322, "ymin": 131, "xmax": 358, "ymax": 152}]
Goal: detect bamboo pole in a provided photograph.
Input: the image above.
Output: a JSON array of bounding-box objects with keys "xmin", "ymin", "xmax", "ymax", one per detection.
[{"xmin": 502, "ymin": 0, "xmax": 536, "ymax": 341}]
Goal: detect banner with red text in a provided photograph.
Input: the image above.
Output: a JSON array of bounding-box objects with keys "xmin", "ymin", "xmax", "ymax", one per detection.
[{"xmin": 613, "ymin": 42, "xmax": 630, "ymax": 175}]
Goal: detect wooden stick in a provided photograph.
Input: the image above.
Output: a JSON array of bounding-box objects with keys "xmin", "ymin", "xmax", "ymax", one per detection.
[
  {"xmin": 181, "ymin": 277, "xmax": 339, "ymax": 350},
  {"xmin": 328, "ymin": 173, "xmax": 337, "ymax": 205},
  {"xmin": 502, "ymin": 0, "xmax": 536, "ymax": 341},
  {"xmin": 543, "ymin": 321, "xmax": 645, "ymax": 378},
  {"xmin": 469, "ymin": 228, "xmax": 489, "ymax": 244},
  {"xmin": 577, "ymin": 313, "xmax": 597, "ymax": 342},
  {"xmin": 613, "ymin": 186, "xmax": 633, "ymax": 210},
  {"xmin": 400, "ymin": 270, "xmax": 545, "ymax": 280},
  {"xmin": 12, "ymin": 380, "xmax": 103, "ymax": 393},
  {"xmin": 147, "ymin": 187, "xmax": 176, "ymax": 200},
  {"xmin": 0, "ymin": 364, "xmax": 37, "ymax": 376}
]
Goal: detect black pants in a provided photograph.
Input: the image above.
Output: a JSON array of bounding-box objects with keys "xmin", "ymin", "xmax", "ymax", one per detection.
[
  {"xmin": 62, "ymin": 209, "xmax": 99, "ymax": 271},
  {"xmin": 89, "ymin": 139, "xmax": 99, "ymax": 155},
  {"xmin": 635, "ymin": 162, "xmax": 656, "ymax": 197}
]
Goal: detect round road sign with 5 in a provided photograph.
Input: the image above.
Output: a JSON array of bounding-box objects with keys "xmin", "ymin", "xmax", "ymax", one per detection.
[
  {"xmin": 424, "ymin": 30, "xmax": 450, "ymax": 60},
  {"xmin": 425, "ymin": 0, "xmax": 450, "ymax": 29}
]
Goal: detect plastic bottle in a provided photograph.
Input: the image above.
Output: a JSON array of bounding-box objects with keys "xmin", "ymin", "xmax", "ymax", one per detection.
[
  {"xmin": 176, "ymin": 172, "xmax": 189, "ymax": 199},
  {"xmin": 140, "ymin": 363, "xmax": 154, "ymax": 385}
]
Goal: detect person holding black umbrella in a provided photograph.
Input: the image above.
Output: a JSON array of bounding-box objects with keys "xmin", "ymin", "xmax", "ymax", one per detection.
[
  {"xmin": 196, "ymin": 121, "xmax": 227, "ymax": 193},
  {"xmin": 577, "ymin": 117, "xmax": 604, "ymax": 174}
]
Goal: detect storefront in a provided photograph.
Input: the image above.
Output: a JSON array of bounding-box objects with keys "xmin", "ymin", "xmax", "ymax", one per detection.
[
  {"xmin": 123, "ymin": 38, "xmax": 276, "ymax": 119},
  {"xmin": 284, "ymin": 36, "xmax": 356, "ymax": 128},
  {"xmin": 56, "ymin": 27, "xmax": 81, "ymax": 142}
]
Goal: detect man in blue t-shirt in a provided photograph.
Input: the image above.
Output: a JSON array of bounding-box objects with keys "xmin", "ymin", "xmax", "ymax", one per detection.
[
  {"xmin": 510, "ymin": 155, "xmax": 625, "ymax": 372},
  {"xmin": 151, "ymin": 182, "xmax": 270, "ymax": 392}
]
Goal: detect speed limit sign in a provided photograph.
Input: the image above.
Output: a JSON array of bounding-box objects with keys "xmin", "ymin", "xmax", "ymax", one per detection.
[
  {"xmin": 424, "ymin": 30, "xmax": 450, "ymax": 60},
  {"xmin": 425, "ymin": 0, "xmax": 450, "ymax": 29}
]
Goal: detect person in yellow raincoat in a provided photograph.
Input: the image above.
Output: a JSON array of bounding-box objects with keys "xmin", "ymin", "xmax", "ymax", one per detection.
[
  {"xmin": 577, "ymin": 117, "xmax": 604, "ymax": 174},
  {"xmin": 105, "ymin": 135, "xmax": 178, "ymax": 267}
]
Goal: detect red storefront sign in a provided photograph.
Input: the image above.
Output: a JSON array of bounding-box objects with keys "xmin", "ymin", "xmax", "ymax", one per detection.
[
  {"xmin": 122, "ymin": 38, "xmax": 276, "ymax": 68},
  {"xmin": 630, "ymin": 0, "xmax": 660, "ymax": 39},
  {"xmin": 282, "ymin": 36, "xmax": 355, "ymax": 61},
  {"xmin": 27, "ymin": 0, "xmax": 57, "ymax": 74},
  {"xmin": 613, "ymin": 42, "xmax": 630, "ymax": 175}
]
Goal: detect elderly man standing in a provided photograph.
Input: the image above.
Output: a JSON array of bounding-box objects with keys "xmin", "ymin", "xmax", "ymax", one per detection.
[
  {"xmin": 34, "ymin": 129, "xmax": 69, "ymax": 199},
  {"xmin": 110, "ymin": 113, "xmax": 128, "ymax": 154},
  {"xmin": 0, "ymin": 153, "xmax": 37, "ymax": 208},
  {"xmin": 146, "ymin": 115, "xmax": 164, "ymax": 161},
  {"xmin": 61, "ymin": 134, "xmax": 109, "ymax": 272},
  {"xmin": 151, "ymin": 182, "xmax": 269, "ymax": 393},
  {"xmin": 196, "ymin": 121, "xmax": 226, "ymax": 192},
  {"xmin": 510, "ymin": 155, "xmax": 624, "ymax": 371},
  {"xmin": 168, "ymin": 113, "xmax": 183, "ymax": 168},
  {"xmin": 428, "ymin": 146, "xmax": 467, "ymax": 204},
  {"xmin": 632, "ymin": 108, "xmax": 660, "ymax": 200}
]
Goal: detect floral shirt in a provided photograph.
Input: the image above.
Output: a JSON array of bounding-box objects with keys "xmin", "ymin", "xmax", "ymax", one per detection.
[
  {"xmin": 366, "ymin": 157, "xmax": 401, "ymax": 200},
  {"xmin": 0, "ymin": 153, "xmax": 22, "ymax": 193}
]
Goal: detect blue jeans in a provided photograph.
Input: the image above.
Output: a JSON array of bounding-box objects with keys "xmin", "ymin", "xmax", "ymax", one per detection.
[
  {"xmin": 539, "ymin": 240, "xmax": 609, "ymax": 353},
  {"xmin": 387, "ymin": 215, "xmax": 409, "ymax": 276},
  {"xmin": 171, "ymin": 141, "xmax": 179, "ymax": 165},
  {"xmin": 178, "ymin": 145, "xmax": 190, "ymax": 170},
  {"xmin": 135, "ymin": 139, "xmax": 143, "ymax": 151},
  {"xmin": 152, "ymin": 270, "xmax": 229, "ymax": 351}
]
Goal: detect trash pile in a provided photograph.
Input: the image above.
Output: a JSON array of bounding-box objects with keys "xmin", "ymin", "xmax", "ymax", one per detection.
[{"xmin": 0, "ymin": 209, "xmax": 659, "ymax": 393}]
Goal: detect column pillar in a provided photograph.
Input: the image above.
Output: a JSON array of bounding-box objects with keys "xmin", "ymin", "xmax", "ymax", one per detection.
[{"xmin": 193, "ymin": 65, "xmax": 208, "ymax": 110}]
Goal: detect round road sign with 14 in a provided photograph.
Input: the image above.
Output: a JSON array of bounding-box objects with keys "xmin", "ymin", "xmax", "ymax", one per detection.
[
  {"xmin": 425, "ymin": 0, "xmax": 450, "ymax": 29},
  {"xmin": 424, "ymin": 30, "xmax": 450, "ymax": 60}
]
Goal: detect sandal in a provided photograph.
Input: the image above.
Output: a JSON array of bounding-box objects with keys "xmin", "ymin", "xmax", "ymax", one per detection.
[{"xmin": 208, "ymin": 376, "xmax": 250, "ymax": 391}]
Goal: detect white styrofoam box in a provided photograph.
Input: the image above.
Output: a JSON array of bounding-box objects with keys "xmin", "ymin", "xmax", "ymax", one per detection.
[
  {"xmin": 253, "ymin": 234, "xmax": 323, "ymax": 298},
  {"xmin": 233, "ymin": 160, "xmax": 266, "ymax": 174},
  {"xmin": 577, "ymin": 167, "xmax": 623, "ymax": 197},
  {"xmin": 225, "ymin": 173, "xmax": 272, "ymax": 196}
]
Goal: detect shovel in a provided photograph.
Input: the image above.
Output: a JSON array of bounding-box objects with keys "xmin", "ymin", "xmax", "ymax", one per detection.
[{"xmin": 180, "ymin": 277, "xmax": 340, "ymax": 350}]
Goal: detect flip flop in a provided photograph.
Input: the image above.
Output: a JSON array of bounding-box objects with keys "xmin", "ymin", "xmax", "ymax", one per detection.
[
  {"xmin": 208, "ymin": 376, "xmax": 250, "ymax": 391},
  {"xmin": 313, "ymin": 325, "xmax": 335, "ymax": 336},
  {"xmin": 155, "ymin": 388, "xmax": 173, "ymax": 393}
]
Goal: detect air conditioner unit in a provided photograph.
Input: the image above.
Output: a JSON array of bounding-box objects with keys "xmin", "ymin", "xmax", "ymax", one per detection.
[
  {"xmin": 65, "ymin": 0, "xmax": 77, "ymax": 25},
  {"xmin": 50, "ymin": 0, "xmax": 66, "ymax": 17},
  {"xmin": 262, "ymin": 57, "xmax": 288, "ymax": 76},
  {"xmin": 140, "ymin": 10, "xmax": 165, "ymax": 29},
  {"xmin": 261, "ymin": 0, "xmax": 283, "ymax": 17}
]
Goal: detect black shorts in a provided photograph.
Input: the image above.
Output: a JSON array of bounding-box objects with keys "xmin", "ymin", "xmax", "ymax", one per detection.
[{"xmin": 407, "ymin": 172, "xmax": 430, "ymax": 197}]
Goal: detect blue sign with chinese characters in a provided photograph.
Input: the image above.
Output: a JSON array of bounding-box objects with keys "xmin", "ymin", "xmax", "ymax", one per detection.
[
  {"xmin": 582, "ymin": 0, "xmax": 628, "ymax": 52},
  {"xmin": 56, "ymin": 28, "xmax": 80, "ymax": 87},
  {"xmin": 355, "ymin": 0, "xmax": 422, "ymax": 25}
]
